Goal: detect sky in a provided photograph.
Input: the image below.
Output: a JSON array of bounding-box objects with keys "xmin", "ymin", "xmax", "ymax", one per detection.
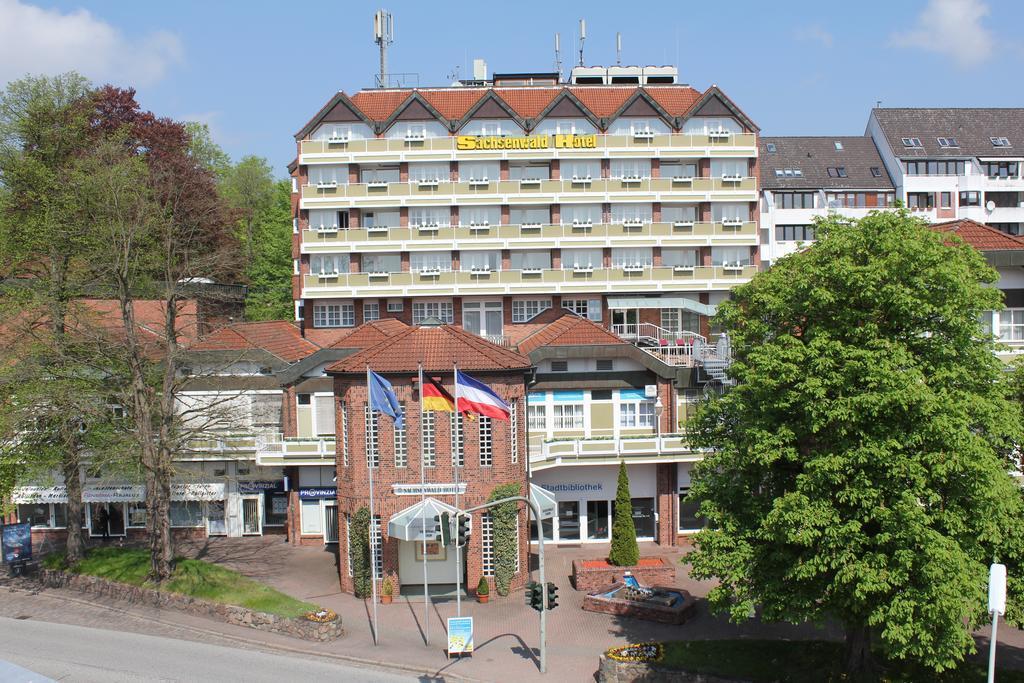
[{"xmin": 1, "ymin": 0, "xmax": 1022, "ymax": 177}]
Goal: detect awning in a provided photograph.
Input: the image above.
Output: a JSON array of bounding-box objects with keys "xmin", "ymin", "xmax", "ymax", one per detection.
[
  {"xmin": 606, "ymin": 296, "xmax": 717, "ymax": 317},
  {"xmin": 387, "ymin": 497, "xmax": 459, "ymax": 542},
  {"xmin": 12, "ymin": 482, "xmax": 226, "ymax": 504},
  {"xmin": 529, "ymin": 483, "xmax": 557, "ymax": 520}
]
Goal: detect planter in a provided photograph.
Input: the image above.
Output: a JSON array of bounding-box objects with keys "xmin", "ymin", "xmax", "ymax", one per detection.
[
  {"xmin": 477, "ymin": 594, "xmax": 489, "ymax": 603},
  {"xmin": 380, "ymin": 594, "xmax": 393, "ymax": 604},
  {"xmin": 572, "ymin": 557, "xmax": 675, "ymax": 592}
]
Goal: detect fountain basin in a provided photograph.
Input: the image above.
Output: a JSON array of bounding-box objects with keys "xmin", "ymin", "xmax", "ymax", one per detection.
[{"xmin": 582, "ymin": 583, "xmax": 695, "ymax": 624}]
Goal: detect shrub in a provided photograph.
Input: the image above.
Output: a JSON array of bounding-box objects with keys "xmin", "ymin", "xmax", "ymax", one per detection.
[
  {"xmin": 608, "ymin": 461, "xmax": 639, "ymax": 566},
  {"xmin": 477, "ymin": 575, "xmax": 489, "ymax": 596}
]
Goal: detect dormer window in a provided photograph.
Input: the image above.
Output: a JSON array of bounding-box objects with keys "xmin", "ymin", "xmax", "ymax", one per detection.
[
  {"xmin": 765, "ymin": 142, "xmax": 777, "ymax": 153},
  {"xmin": 826, "ymin": 167, "xmax": 847, "ymax": 178},
  {"xmin": 901, "ymin": 137, "xmax": 923, "ymax": 148},
  {"xmin": 991, "ymin": 136, "xmax": 1012, "ymax": 147},
  {"xmin": 937, "ymin": 137, "xmax": 958, "ymax": 148},
  {"xmin": 870, "ymin": 167, "xmax": 882, "ymax": 177},
  {"xmin": 774, "ymin": 169, "xmax": 784, "ymax": 177},
  {"xmin": 833, "ymin": 141, "xmax": 843, "ymax": 150}
]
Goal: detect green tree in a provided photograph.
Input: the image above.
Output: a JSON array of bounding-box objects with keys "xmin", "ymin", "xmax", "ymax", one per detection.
[
  {"xmin": 222, "ymin": 155, "xmax": 275, "ymax": 269},
  {"xmin": 608, "ymin": 461, "xmax": 639, "ymax": 566},
  {"xmin": 244, "ymin": 179, "xmax": 294, "ymax": 320},
  {"xmin": 350, "ymin": 506, "xmax": 372, "ymax": 598},
  {"xmin": 686, "ymin": 209, "xmax": 1024, "ymax": 678},
  {"xmin": 487, "ymin": 482, "xmax": 522, "ymax": 596},
  {"xmin": 184, "ymin": 122, "xmax": 231, "ymax": 179}
]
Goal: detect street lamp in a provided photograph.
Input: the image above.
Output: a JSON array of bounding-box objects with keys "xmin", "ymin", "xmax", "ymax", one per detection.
[{"xmin": 654, "ymin": 397, "xmax": 664, "ymax": 452}]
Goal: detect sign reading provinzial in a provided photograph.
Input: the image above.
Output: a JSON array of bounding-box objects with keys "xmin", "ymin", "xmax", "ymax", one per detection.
[
  {"xmin": 447, "ymin": 616, "xmax": 474, "ymax": 657},
  {"xmin": 393, "ymin": 483, "xmax": 468, "ymax": 496},
  {"xmin": 456, "ymin": 134, "xmax": 597, "ymax": 151},
  {"xmin": 298, "ymin": 487, "xmax": 337, "ymax": 499}
]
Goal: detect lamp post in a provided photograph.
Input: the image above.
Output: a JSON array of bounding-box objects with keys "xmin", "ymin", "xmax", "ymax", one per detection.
[{"xmin": 654, "ymin": 397, "xmax": 664, "ymax": 453}]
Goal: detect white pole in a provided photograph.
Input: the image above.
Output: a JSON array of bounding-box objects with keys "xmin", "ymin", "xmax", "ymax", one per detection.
[
  {"xmin": 989, "ymin": 610, "xmax": 999, "ymax": 683},
  {"xmin": 419, "ymin": 363, "xmax": 430, "ymax": 646},
  {"xmin": 453, "ymin": 364, "xmax": 462, "ymax": 617},
  {"xmin": 366, "ymin": 366, "xmax": 379, "ymax": 646}
]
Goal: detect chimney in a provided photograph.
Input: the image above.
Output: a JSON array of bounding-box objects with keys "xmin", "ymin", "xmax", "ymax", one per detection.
[{"xmin": 473, "ymin": 58, "xmax": 487, "ymax": 81}]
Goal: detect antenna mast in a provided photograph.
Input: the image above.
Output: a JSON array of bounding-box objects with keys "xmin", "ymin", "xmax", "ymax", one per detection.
[
  {"xmin": 616, "ymin": 32, "xmax": 622, "ymax": 65},
  {"xmin": 373, "ymin": 9, "xmax": 394, "ymax": 88},
  {"xmin": 578, "ymin": 19, "xmax": 586, "ymax": 67},
  {"xmin": 554, "ymin": 33, "xmax": 562, "ymax": 81}
]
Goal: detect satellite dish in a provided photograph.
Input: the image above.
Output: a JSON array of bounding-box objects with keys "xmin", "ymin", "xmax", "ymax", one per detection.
[{"xmin": 986, "ymin": 200, "xmax": 996, "ymax": 212}]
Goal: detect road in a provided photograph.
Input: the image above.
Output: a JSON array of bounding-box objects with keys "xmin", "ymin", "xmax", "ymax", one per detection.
[{"xmin": 0, "ymin": 617, "xmax": 418, "ymax": 683}]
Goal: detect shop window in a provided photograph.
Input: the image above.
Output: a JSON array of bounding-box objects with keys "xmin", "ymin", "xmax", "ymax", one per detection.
[
  {"xmin": 127, "ymin": 502, "xmax": 147, "ymax": 528},
  {"xmin": 558, "ymin": 501, "xmax": 580, "ymax": 540},
  {"xmin": 169, "ymin": 501, "xmax": 204, "ymax": 528},
  {"xmin": 18, "ymin": 503, "xmax": 52, "ymax": 528},
  {"xmin": 301, "ymin": 499, "xmax": 323, "ymax": 535},
  {"xmin": 586, "ymin": 500, "xmax": 610, "ymax": 540},
  {"xmin": 263, "ymin": 493, "xmax": 288, "ymax": 527},
  {"xmin": 679, "ymin": 487, "xmax": 707, "ymax": 532}
]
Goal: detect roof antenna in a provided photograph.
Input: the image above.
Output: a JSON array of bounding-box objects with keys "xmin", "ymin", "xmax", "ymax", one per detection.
[
  {"xmin": 373, "ymin": 9, "xmax": 394, "ymax": 88},
  {"xmin": 578, "ymin": 19, "xmax": 586, "ymax": 67},
  {"xmin": 876, "ymin": 100, "xmax": 882, "ymax": 109},
  {"xmin": 616, "ymin": 32, "xmax": 622, "ymax": 65},
  {"xmin": 554, "ymin": 33, "xmax": 562, "ymax": 81}
]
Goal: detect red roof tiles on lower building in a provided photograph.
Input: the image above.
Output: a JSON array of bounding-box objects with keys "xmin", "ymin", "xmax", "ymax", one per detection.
[
  {"xmin": 326, "ymin": 318, "xmax": 410, "ymax": 350},
  {"xmin": 190, "ymin": 320, "xmax": 319, "ymax": 363},
  {"xmin": 516, "ymin": 313, "xmax": 626, "ymax": 355},
  {"xmin": 932, "ymin": 219, "xmax": 1024, "ymax": 251}
]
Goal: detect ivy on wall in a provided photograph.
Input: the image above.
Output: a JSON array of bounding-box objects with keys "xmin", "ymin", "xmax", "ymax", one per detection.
[
  {"xmin": 350, "ymin": 506, "xmax": 371, "ymax": 598},
  {"xmin": 487, "ymin": 482, "xmax": 522, "ymax": 596}
]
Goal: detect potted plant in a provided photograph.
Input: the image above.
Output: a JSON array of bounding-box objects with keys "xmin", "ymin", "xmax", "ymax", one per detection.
[
  {"xmin": 476, "ymin": 576, "xmax": 490, "ymax": 603},
  {"xmin": 381, "ymin": 577, "xmax": 394, "ymax": 604}
]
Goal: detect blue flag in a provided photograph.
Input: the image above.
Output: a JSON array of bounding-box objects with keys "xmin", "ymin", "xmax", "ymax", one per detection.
[{"xmin": 368, "ymin": 369, "xmax": 404, "ymax": 429}]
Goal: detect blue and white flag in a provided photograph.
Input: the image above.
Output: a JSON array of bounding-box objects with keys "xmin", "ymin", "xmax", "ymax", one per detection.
[{"xmin": 368, "ymin": 369, "xmax": 404, "ymax": 429}]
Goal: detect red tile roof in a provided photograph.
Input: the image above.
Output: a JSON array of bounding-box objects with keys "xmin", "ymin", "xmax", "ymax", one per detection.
[
  {"xmin": 349, "ymin": 90, "xmax": 410, "ymax": 120},
  {"xmin": 566, "ymin": 87, "xmax": 635, "ymax": 117},
  {"xmin": 190, "ymin": 321, "xmax": 319, "ymax": 362},
  {"xmin": 648, "ymin": 87, "xmax": 703, "ymax": 117},
  {"xmin": 420, "ymin": 90, "xmax": 487, "ymax": 120},
  {"xmin": 517, "ymin": 313, "xmax": 626, "ymax": 355},
  {"xmin": 493, "ymin": 88, "xmax": 560, "ymax": 118},
  {"xmin": 326, "ymin": 324, "xmax": 531, "ymax": 374},
  {"xmin": 301, "ymin": 327, "xmax": 354, "ymax": 348},
  {"xmin": 327, "ymin": 318, "xmax": 409, "ymax": 350},
  {"xmin": 932, "ymin": 219, "xmax": 1024, "ymax": 251}
]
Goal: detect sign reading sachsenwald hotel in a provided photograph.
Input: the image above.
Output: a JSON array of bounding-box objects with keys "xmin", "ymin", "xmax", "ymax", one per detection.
[{"xmin": 456, "ymin": 134, "xmax": 598, "ymax": 150}]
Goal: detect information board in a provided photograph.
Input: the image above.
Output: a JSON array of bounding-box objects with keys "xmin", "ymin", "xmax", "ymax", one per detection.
[{"xmin": 447, "ymin": 616, "xmax": 474, "ymax": 656}]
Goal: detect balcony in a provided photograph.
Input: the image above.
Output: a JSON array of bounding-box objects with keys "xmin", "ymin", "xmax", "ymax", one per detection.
[
  {"xmin": 299, "ymin": 221, "xmax": 757, "ymax": 251},
  {"xmin": 255, "ymin": 433, "xmax": 336, "ymax": 466},
  {"xmin": 530, "ymin": 434, "xmax": 701, "ymax": 468},
  {"xmin": 300, "ymin": 264, "xmax": 759, "ymax": 298},
  {"xmin": 185, "ymin": 434, "xmax": 256, "ymax": 456},
  {"xmin": 298, "ymin": 132, "xmax": 758, "ymax": 159}
]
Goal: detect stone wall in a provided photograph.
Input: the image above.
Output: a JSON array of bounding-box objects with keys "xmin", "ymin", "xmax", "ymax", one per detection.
[
  {"xmin": 582, "ymin": 587, "xmax": 694, "ymax": 625},
  {"xmin": 597, "ymin": 654, "xmax": 751, "ymax": 683},
  {"xmin": 39, "ymin": 569, "xmax": 342, "ymax": 642},
  {"xmin": 572, "ymin": 558, "xmax": 675, "ymax": 592}
]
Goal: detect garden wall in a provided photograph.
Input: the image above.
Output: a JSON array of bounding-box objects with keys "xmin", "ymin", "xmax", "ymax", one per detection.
[
  {"xmin": 38, "ymin": 569, "xmax": 342, "ymax": 642},
  {"xmin": 597, "ymin": 654, "xmax": 750, "ymax": 683},
  {"xmin": 572, "ymin": 557, "xmax": 675, "ymax": 592}
]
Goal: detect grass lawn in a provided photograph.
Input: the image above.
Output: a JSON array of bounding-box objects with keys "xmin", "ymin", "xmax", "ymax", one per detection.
[
  {"xmin": 44, "ymin": 547, "xmax": 319, "ymax": 619},
  {"xmin": 652, "ymin": 639, "xmax": 1024, "ymax": 683}
]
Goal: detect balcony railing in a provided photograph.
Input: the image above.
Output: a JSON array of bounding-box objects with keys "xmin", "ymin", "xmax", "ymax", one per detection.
[
  {"xmin": 255, "ymin": 433, "xmax": 336, "ymax": 465},
  {"xmin": 530, "ymin": 434, "xmax": 700, "ymax": 466},
  {"xmin": 299, "ymin": 132, "xmax": 758, "ymax": 157}
]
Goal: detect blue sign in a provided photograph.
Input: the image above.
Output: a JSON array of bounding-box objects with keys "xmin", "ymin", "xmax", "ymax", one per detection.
[
  {"xmin": 298, "ymin": 487, "xmax": 337, "ymax": 500},
  {"xmin": 2, "ymin": 523, "xmax": 32, "ymax": 564},
  {"xmin": 447, "ymin": 616, "xmax": 474, "ymax": 656},
  {"xmin": 238, "ymin": 480, "xmax": 284, "ymax": 494}
]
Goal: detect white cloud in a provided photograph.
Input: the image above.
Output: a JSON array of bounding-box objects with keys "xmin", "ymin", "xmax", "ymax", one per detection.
[
  {"xmin": 0, "ymin": 0, "xmax": 183, "ymax": 86},
  {"xmin": 794, "ymin": 25, "xmax": 834, "ymax": 48},
  {"xmin": 889, "ymin": 0, "xmax": 994, "ymax": 69}
]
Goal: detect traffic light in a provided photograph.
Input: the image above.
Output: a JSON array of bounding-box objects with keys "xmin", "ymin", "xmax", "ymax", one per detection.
[
  {"xmin": 525, "ymin": 581, "xmax": 543, "ymax": 611},
  {"xmin": 434, "ymin": 512, "xmax": 452, "ymax": 546},
  {"xmin": 545, "ymin": 582, "xmax": 559, "ymax": 610},
  {"xmin": 457, "ymin": 513, "xmax": 471, "ymax": 547}
]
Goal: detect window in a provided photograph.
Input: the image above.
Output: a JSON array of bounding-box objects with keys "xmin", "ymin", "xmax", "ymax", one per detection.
[
  {"xmin": 826, "ymin": 166, "xmax": 847, "ymax": 178},
  {"xmin": 362, "ymin": 253, "xmax": 401, "ymax": 273},
  {"xmin": 661, "ymin": 161, "xmax": 698, "ymax": 179},
  {"xmin": 564, "ymin": 159, "xmax": 600, "ymax": 181},
  {"xmin": 409, "ymin": 207, "xmax": 449, "ymax": 228},
  {"xmin": 528, "ymin": 403, "xmax": 547, "ymax": 430},
  {"xmin": 18, "ymin": 503, "xmax": 66, "ymax": 528},
  {"xmin": 363, "ymin": 302, "xmax": 380, "ymax": 323},
  {"xmin": 870, "ymin": 166, "xmax": 882, "ymax": 177},
  {"xmin": 459, "ymin": 160, "xmax": 499, "ymax": 182},
  {"xmin": 775, "ymin": 192, "xmax": 815, "ymax": 209},
  {"xmin": 561, "ymin": 203, "xmax": 601, "ymax": 225},
  {"xmin": 711, "ymin": 246, "xmax": 751, "ymax": 267},
  {"xmin": 711, "ymin": 202, "xmax": 748, "ymax": 223},
  {"xmin": 550, "ymin": 360, "xmax": 569, "ymax": 372},
  {"xmin": 711, "ymin": 159, "xmax": 746, "ymax": 178},
  {"xmin": 775, "ymin": 225, "xmax": 816, "ymax": 242},
  {"xmin": 364, "ymin": 404, "xmax": 378, "ymax": 468},
  {"xmin": 941, "ymin": 191, "xmax": 952, "ymax": 209},
  {"xmin": 450, "ymin": 409, "xmax": 464, "ymax": 467},
  {"xmin": 596, "ymin": 359, "xmax": 614, "ymax": 371},
  {"xmin": 345, "ymin": 514, "xmax": 352, "ymax": 576},
  {"xmin": 679, "ymin": 487, "xmax": 707, "ymax": 531},
  {"xmin": 384, "ymin": 120, "xmax": 447, "ymax": 140},
  {"xmin": 462, "ymin": 205, "xmax": 500, "ymax": 227},
  {"xmin": 662, "ymin": 204, "xmax": 698, "ymax": 223},
  {"xmin": 510, "ymin": 251, "xmax": 551, "ymax": 273},
  {"xmin": 301, "ymin": 499, "xmax": 322, "ymax": 535},
  {"xmin": 461, "ymin": 118, "xmax": 520, "ymax": 136},
  {"xmin": 765, "ymin": 142, "xmax": 777, "ymax": 153},
  {"xmin": 479, "ymin": 416, "xmax": 493, "ymax": 466},
  {"xmin": 308, "ymin": 164, "xmax": 348, "ymax": 186},
  {"xmin": 610, "ymin": 203, "xmax": 653, "ymax": 225},
  {"xmin": 308, "ymin": 209, "xmax": 347, "ymax": 231},
  {"xmin": 682, "ymin": 117, "xmax": 741, "ymax": 135},
  {"xmin": 991, "ymin": 136, "xmax": 1012, "ymax": 147},
  {"xmin": 561, "ymin": 248, "xmax": 603, "ymax": 270},
  {"xmin": 901, "ymin": 137, "xmax": 922, "ymax": 148},
  {"xmin": 314, "ymin": 395, "xmax": 335, "ymax": 436},
  {"xmin": 510, "ymin": 206, "xmax": 549, "ymax": 226},
  {"xmin": 412, "ymin": 301, "xmax": 454, "ymax": 324},
  {"xmin": 127, "ymin": 503, "xmax": 145, "ymax": 528},
  {"xmin": 905, "ymin": 160, "xmax": 965, "ymax": 176},
  {"xmin": 609, "ymin": 158, "xmax": 651, "ymax": 179},
  {"xmin": 170, "ymin": 501, "xmax": 204, "ymax": 528},
  {"xmin": 619, "ymin": 389, "xmax": 655, "ymax": 427},
  {"xmin": 387, "ymin": 298, "xmax": 403, "ymax": 312},
  {"xmin": 561, "ymin": 298, "xmax": 602, "ymax": 321},
  {"xmin": 340, "ymin": 400, "xmax": 349, "ymax": 466},
  {"xmin": 460, "ymin": 250, "xmax": 501, "ymax": 272},
  {"xmin": 310, "ymin": 254, "xmax": 349, "ymax": 276},
  {"xmin": 660, "ymin": 309, "xmax": 700, "ymax": 334},
  {"xmin": 834, "ymin": 140, "xmax": 843, "ymax": 150},
  {"xmin": 611, "ymin": 247, "xmax": 653, "ymax": 269},
  {"xmin": 410, "ymin": 252, "xmax": 452, "ymax": 273},
  {"xmin": 512, "ymin": 298, "xmax": 551, "ymax": 322},
  {"xmin": 937, "ymin": 137, "xmax": 958, "ymax": 148},
  {"xmin": 394, "ymin": 403, "xmax": 407, "ymax": 468},
  {"xmin": 251, "ymin": 394, "xmax": 282, "ymax": 430},
  {"xmin": 508, "ymin": 162, "xmax": 550, "ymax": 181},
  {"xmin": 311, "ymin": 122, "xmax": 371, "ymax": 142},
  {"xmin": 981, "ymin": 161, "xmax": 1019, "ymax": 179},
  {"xmin": 408, "ymin": 162, "xmax": 449, "ymax": 183},
  {"xmin": 360, "ymin": 166, "xmax": 400, "ymax": 183},
  {"xmin": 422, "ymin": 411, "xmax": 435, "ymax": 467},
  {"xmin": 532, "ymin": 117, "xmax": 597, "ymax": 136},
  {"xmin": 960, "ymin": 191, "xmax": 981, "ymax": 207},
  {"xmin": 906, "ymin": 192, "xmax": 936, "ymax": 210},
  {"xmin": 510, "ymin": 401, "xmax": 518, "ymax": 465},
  {"xmin": 370, "ymin": 515, "xmax": 383, "ymax": 579},
  {"xmin": 481, "ymin": 512, "xmax": 519, "ymax": 575},
  {"xmin": 463, "ymin": 300, "xmax": 503, "ymax": 337},
  {"xmin": 313, "ymin": 303, "xmax": 355, "ymax": 328},
  {"xmin": 587, "ymin": 500, "xmax": 610, "ymax": 539},
  {"xmin": 552, "ymin": 404, "xmax": 584, "ymax": 429},
  {"xmin": 362, "ymin": 210, "xmax": 399, "ymax": 228}
]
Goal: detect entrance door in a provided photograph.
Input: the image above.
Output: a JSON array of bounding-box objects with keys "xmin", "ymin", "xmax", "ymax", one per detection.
[
  {"xmin": 241, "ymin": 496, "xmax": 261, "ymax": 535},
  {"xmin": 89, "ymin": 503, "xmax": 126, "ymax": 537},
  {"xmin": 323, "ymin": 503, "xmax": 339, "ymax": 544},
  {"xmin": 630, "ymin": 497, "xmax": 656, "ymax": 539},
  {"xmin": 207, "ymin": 500, "xmax": 227, "ymax": 536},
  {"xmin": 611, "ymin": 310, "xmax": 638, "ymax": 338}
]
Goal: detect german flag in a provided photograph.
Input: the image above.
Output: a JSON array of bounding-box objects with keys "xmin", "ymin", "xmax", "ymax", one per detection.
[{"xmin": 422, "ymin": 375, "xmax": 455, "ymax": 412}]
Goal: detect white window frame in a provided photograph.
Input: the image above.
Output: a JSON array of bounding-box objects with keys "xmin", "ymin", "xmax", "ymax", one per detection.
[
  {"xmin": 412, "ymin": 301, "xmax": 454, "ymax": 324},
  {"xmin": 552, "ymin": 403, "xmax": 584, "ymax": 430},
  {"xmin": 394, "ymin": 403, "xmax": 407, "ymax": 467},
  {"xmin": 422, "ymin": 410, "xmax": 436, "ymax": 467},
  {"xmin": 363, "ymin": 302, "xmax": 380, "ymax": 322},
  {"xmin": 512, "ymin": 298, "xmax": 552, "ymax": 322},
  {"xmin": 479, "ymin": 416, "xmax": 493, "ymax": 467},
  {"xmin": 365, "ymin": 404, "xmax": 379, "ymax": 468}
]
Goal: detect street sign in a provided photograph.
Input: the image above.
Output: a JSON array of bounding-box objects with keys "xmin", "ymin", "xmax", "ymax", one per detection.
[
  {"xmin": 990, "ymin": 563, "xmax": 1007, "ymax": 616},
  {"xmin": 447, "ymin": 616, "xmax": 473, "ymax": 657}
]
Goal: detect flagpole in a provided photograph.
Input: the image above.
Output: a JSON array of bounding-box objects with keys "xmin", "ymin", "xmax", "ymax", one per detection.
[
  {"xmin": 453, "ymin": 363, "xmax": 462, "ymax": 618},
  {"xmin": 366, "ymin": 365, "xmax": 379, "ymax": 646},
  {"xmin": 419, "ymin": 362, "xmax": 430, "ymax": 646}
]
